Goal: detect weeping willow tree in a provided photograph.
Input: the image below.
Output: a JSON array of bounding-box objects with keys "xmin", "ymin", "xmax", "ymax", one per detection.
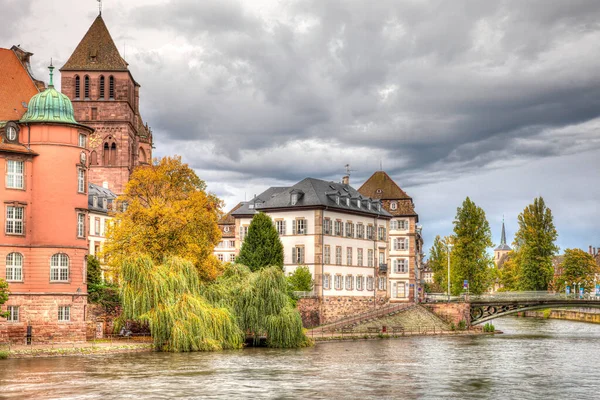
[
  {"xmin": 120, "ymin": 255, "xmax": 244, "ymax": 352},
  {"xmin": 203, "ymin": 264, "xmax": 311, "ymax": 348}
]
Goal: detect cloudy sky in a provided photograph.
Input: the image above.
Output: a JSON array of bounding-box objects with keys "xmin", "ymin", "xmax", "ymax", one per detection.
[{"xmin": 3, "ymin": 0, "xmax": 599, "ymax": 254}]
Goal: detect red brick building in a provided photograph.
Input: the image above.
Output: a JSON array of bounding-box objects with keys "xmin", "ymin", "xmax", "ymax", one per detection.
[
  {"xmin": 0, "ymin": 47, "xmax": 92, "ymax": 343},
  {"xmin": 60, "ymin": 15, "xmax": 153, "ymax": 194}
]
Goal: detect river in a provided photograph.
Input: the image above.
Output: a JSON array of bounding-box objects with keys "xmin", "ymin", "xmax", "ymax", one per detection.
[{"xmin": 1, "ymin": 317, "xmax": 600, "ymax": 399}]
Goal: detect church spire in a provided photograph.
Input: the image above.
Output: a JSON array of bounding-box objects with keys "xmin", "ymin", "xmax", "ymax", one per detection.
[{"xmin": 500, "ymin": 218, "xmax": 507, "ymax": 245}]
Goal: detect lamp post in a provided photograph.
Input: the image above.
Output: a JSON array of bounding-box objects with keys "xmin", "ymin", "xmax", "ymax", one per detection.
[{"xmin": 447, "ymin": 243, "xmax": 453, "ymax": 302}]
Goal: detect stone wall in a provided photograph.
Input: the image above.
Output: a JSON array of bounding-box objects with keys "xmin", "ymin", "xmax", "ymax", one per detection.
[
  {"xmin": 525, "ymin": 309, "xmax": 600, "ymax": 324},
  {"xmin": 0, "ymin": 294, "xmax": 87, "ymax": 344},
  {"xmin": 424, "ymin": 303, "xmax": 471, "ymax": 326},
  {"xmin": 298, "ymin": 295, "xmax": 389, "ymax": 327}
]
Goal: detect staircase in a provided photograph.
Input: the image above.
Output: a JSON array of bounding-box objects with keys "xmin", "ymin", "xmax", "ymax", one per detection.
[{"xmin": 311, "ymin": 303, "xmax": 415, "ymax": 333}]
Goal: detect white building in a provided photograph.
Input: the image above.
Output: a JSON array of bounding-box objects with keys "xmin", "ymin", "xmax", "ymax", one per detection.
[
  {"xmin": 87, "ymin": 183, "xmax": 116, "ymax": 280},
  {"xmin": 231, "ymin": 178, "xmax": 403, "ymax": 301}
]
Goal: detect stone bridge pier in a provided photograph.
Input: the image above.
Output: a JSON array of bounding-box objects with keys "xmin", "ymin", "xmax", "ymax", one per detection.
[{"xmin": 424, "ymin": 303, "xmax": 471, "ymax": 326}]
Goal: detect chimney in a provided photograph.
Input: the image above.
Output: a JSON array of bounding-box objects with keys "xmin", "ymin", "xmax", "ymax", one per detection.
[
  {"xmin": 102, "ymin": 181, "xmax": 109, "ymax": 189},
  {"xmin": 342, "ymin": 175, "xmax": 349, "ymax": 185}
]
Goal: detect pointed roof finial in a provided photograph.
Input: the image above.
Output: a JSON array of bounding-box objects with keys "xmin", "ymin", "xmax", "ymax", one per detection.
[
  {"xmin": 500, "ymin": 219, "xmax": 507, "ymax": 245},
  {"xmin": 98, "ymin": 0, "xmax": 102, "ymax": 16},
  {"xmin": 48, "ymin": 58, "xmax": 55, "ymax": 87}
]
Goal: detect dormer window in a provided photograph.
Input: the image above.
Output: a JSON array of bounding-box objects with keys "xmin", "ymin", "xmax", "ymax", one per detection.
[
  {"xmin": 390, "ymin": 201, "xmax": 397, "ymax": 210},
  {"xmin": 346, "ymin": 198, "xmax": 350, "ymax": 206},
  {"xmin": 357, "ymin": 200, "xmax": 361, "ymax": 208},
  {"xmin": 291, "ymin": 193, "xmax": 298, "ymax": 205},
  {"xmin": 249, "ymin": 204, "xmax": 254, "ymax": 209},
  {"xmin": 336, "ymin": 196, "xmax": 340, "ymax": 205},
  {"xmin": 102, "ymin": 198, "xmax": 107, "ymax": 209},
  {"xmin": 378, "ymin": 203, "xmax": 381, "ymax": 212},
  {"xmin": 93, "ymin": 196, "xmax": 98, "ymax": 207},
  {"xmin": 368, "ymin": 202, "xmax": 372, "ymax": 210}
]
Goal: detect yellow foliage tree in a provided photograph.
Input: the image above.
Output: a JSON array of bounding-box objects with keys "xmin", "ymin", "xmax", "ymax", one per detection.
[{"xmin": 104, "ymin": 156, "xmax": 223, "ymax": 281}]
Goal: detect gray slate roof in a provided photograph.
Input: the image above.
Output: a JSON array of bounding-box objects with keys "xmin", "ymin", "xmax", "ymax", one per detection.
[
  {"xmin": 232, "ymin": 178, "xmax": 392, "ymax": 218},
  {"xmin": 88, "ymin": 183, "xmax": 117, "ymax": 214}
]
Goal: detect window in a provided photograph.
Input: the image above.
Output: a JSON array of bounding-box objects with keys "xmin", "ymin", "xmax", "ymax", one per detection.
[
  {"xmin": 94, "ymin": 217, "xmax": 100, "ymax": 235},
  {"xmin": 367, "ymin": 276, "xmax": 374, "ymax": 291},
  {"xmin": 346, "ymin": 247, "xmax": 353, "ymax": 265},
  {"xmin": 84, "ymin": 76, "xmax": 90, "ymax": 99},
  {"xmin": 379, "ymin": 252, "xmax": 385, "ymax": 266},
  {"xmin": 378, "ymin": 276, "xmax": 387, "ymax": 290},
  {"xmin": 324, "ymin": 245, "xmax": 331, "ymax": 264},
  {"xmin": 335, "ymin": 246, "xmax": 342, "ymax": 265},
  {"xmin": 102, "ymin": 198, "xmax": 107, "ymax": 209},
  {"xmin": 6, "ymin": 252, "xmax": 23, "ymax": 281},
  {"xmin": 334, "ymin": 220, "xmax": 343, "ymax": 236},
  {"xmin": 229, "ymin": 240, "xmax": 235, "ymax": 248},
  {"xmin": 50, "ymin": 253, "xmax": 69, "ymax": 282},
  {"xmin": 346, "ymin": 197, "xmax": 350, "ymax": 206},
  {"xmin": 394, "ymin": 282, "xmax": 407, "ymax": 298},
  {"xmin": 345, "ymin": 275, "xmax": 353, "ymax": 290},
  {"xmin": 378, "ymin": 226, "xmax": 386, "ymax": 241},
  {"xmin": 93, "ymin": 196, "xmax": 98, "ymax": 208},
  {"xmin": 239, "ymin": 226, "xmax": 248, "ymax": 241},
  {"xmin": 357, "ymin": 249, "xmax": 363, "ymax": 267},
  {"xmin": 390, "ymin": 201, "xmax": 397, "ymax": 210},
  {"xmin": 58, "ymin": 306, "xmax": 70, "ymax": 322},
  {"xmin": 217, "ymin": 254, "xmax": 224, "ymax": 262},
  {"xmin": 335, "ymin": 196, "xmax": 340, "ymax": 205},
  {"xmin": 366, "ymin": 225, "xmax": 374, "ymax": 240},
  {"xmin": 323, "ymin": 274, "xmax": 331, "ymax": 290},
  {"xmin": 77, "ymin": 213, "xmax": 85, "ymax": 238},
  {"xmin": 293, "ymin": 219, "xmax": 307, "ymax": 235},
  {"xmin": 109, "ymin": 76, "xmax": 115, "ymax": 99},
  {"xmin": 79, "ymin": 133, "xmax": 86, "ymax": 148},
  {"xmin": 357, "ymin": 199, "xmax": 361, "ymax": 208},
  {"xmin": 292, "ymin": 246, "xmax": 305, "ymax": 264},
  {"xmin": 323, "ymin": 218, "xmax": 332, "ymax": 235},
  {"xmin": 334, "ymin": 275, "xmax": 342, "ymax": 290},
  {"xmin": 356, "ymin": 223, "xmax": 364, "ymax": 239},
  {"xmin": 6, "ymin": 206, "xmax": 24, "ymax": 235},
  {"xmin": 399, "ymin": 220, "xmax": 408, "ymax": 230},
  {"xmin": 291, "ymin": 193, "xmax": 298, "ymax": 205},
  {"xmin": 276, "ymin": 220, "xmax": 286, "ymax": 235},
  {"xmin": 99, "ymin": 76, "xmax": 105, "ymax": 99},
  {"xmin": 91, "ymin": 107, "xmax": 98, "ymax": 120},
  {"xmin": 78, "ymin": 168, "xmax": 85, "ymax": 193},
  {"xmin": 345, "ymin": 222, "xmax": 354, "ymax": 238},
  {"xmin": 368, "ymin": 202, "xmax": 372, "ymax": 210},
  {"xmin": 368, "ymin": 249, "xmax": 374, "ymax": 267},
  {"xmin": 75, "ymin": 75, "xmax": 80, "ymax": 98},
  {"xmin": 356, "ymin": 276, "xmax": 364, "ymax": 291},
  {"xmin": 394, "ymin": 259, "xmax": 408, "ymax": 273},
  {"xmin": 229, "ymin": 254, "xmax": 236, "ymax": 263},
  {"xmin": 394, "ymin": 238, "xmax": 408, "ymax": 250},
  {"xmin": 6, "ymin": 160, "xmax": 24, "ymax": 189},
  {"xmin": 90, "ymin": 151, "xmax": 98, "ymax": 165},
  {"xmin": 6, "ymin": 306, "xmax": 19, "ymax": 322}
]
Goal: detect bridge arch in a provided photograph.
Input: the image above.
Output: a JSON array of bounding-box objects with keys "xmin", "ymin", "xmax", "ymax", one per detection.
[{"xmin": 470, "ymin": 301, "xmax": 600, "ymax": 325}]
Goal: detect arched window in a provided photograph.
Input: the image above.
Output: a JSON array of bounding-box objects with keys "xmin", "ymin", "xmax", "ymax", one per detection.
[
  {"xmin": 99, "ymin": 76, "xmax": 105, "ymax": 99},
  {"xmin": 75, "ymin": 75, "xmax": 80, "ymax": 99},
  {"xmin": 103, "ymin": 137, "xmax": 117, "ymax": 166},
  {"xmin": 6, "ymin": 252, "xmax": 23, "ymax": 281},
  {"xmin": 50, "ymin": 253, "xmax": 69, "ymax": 282},
  {"xmin": 138, "ymin": 147, "xmax": 147, "ymax": 164},
  {"xmin": 109, "ymin": 76, "xmax": 115, "ymax": 99},
  {"xmin": 90, "ymin": 150, "xmax": 98, "ymax": 165},
  {"xmin": 84, "ymin": 75, "xmax": 90, "ymax": 99}
]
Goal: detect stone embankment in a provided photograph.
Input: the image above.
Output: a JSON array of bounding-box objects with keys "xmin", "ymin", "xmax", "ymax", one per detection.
[
  {"xmin": 524, "ymin": 308, "xmax": 600, "ymax": 324},
  {"xmin": 0, "ymin": 339, "xmax": 153, "ymax": 359}
]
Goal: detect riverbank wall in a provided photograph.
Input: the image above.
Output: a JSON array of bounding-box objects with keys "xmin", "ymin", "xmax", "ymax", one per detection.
[
  {"xmin": 297, "ymin": 296, "xmax": 390, "ymax": 328},
  {"xmin": 524, "ymin": 308, "xmax": 600, "ymax": 324},
  {"xmin": 423, "ymin": 303, "xmax": 471, "ymax": 326}
]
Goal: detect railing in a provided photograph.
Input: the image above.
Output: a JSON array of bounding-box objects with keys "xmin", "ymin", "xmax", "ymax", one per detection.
[
  {"xmin": 312, "ymin": 302, "xmax": 414, "ymax": 332},
  {"xmin": 470, "ymin": 291, "xmax": 600, "ymax": 303}
]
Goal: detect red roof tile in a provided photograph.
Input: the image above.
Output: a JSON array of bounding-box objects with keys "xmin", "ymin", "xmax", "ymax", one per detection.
[{"xmin": 0, "ymin": 48, "xmax": 40, "ymax": 121}]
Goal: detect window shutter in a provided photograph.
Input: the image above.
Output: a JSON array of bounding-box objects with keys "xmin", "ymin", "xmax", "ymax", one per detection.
[
  {"xmin": 283, "ymin": 221, "xmax": 286, "ymax": 235},
  {"xmin": 292, "ymin": 220, "xmax": 296, "ymax": 235},
  {"xmin": 292, "ymin": 247, "xmax": 297, "ymax": 263}
]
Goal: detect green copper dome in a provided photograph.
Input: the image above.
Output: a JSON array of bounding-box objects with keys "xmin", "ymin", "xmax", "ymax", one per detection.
[{"xmin": 20, "ymin": 64, "xmax": 78, "ymax": 125}]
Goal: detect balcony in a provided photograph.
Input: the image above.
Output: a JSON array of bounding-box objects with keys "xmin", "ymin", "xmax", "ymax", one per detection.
[{"xmin": 379, "ymin": 263, "xmax": 388, "ymax": 273}]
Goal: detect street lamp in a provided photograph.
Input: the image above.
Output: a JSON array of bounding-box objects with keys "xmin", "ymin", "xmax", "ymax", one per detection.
[{"xmin": 447, "ymin": 243, "xmax": 453, "ymax": 302}]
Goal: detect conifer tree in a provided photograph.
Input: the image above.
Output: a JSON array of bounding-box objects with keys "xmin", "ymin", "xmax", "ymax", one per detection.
[
  {"xmin": 451, "ymin": 197, "xmax": 494, "ymax": 295},
  {"xmin": 237, "ymin": 213, "xmax": 284, "ymax": 271},
  {"xmin": 513, "ymin": 197, "xmax": 558, "ymax": 290},
  {"xmin": 0, "ymin": 278, "xmax": 8, "ymax": 318}
]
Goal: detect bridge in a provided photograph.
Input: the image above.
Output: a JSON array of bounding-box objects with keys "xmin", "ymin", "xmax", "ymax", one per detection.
[{"xmin": 465, "ymin": 292, "xmax": 600, "ymax": 325}]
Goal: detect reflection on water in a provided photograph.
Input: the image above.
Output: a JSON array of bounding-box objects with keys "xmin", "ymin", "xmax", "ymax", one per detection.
[{"xmin": 2, "ymin": 317, "xmax": 600, "ymax": 399}]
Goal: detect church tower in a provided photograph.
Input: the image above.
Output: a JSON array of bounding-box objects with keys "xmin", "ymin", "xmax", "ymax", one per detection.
[
  {"xmin": 60, "ymin": 14, "xmax": 152, "ymax": 194},
  {"xmin": 494, "ymin": 219, "xmax": 511, "ymax": 264}
]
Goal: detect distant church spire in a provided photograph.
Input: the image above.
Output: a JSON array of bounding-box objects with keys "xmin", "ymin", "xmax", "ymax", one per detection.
[{"xmin": 500, "ymin": 218, "xmax": 507, "ymax": 245}]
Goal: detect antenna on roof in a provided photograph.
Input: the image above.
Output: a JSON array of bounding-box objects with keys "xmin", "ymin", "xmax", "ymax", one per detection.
[
  {"xmin": 344, "ymin": 164, "xmax": 355, "ymax": 176},
  {"xmin": 379, "ymin": 159, "xmax": 383, "ymax": 171},
  {"xmin": 97, "ymin": 0, "xmax": 102, "ymax": 16}
]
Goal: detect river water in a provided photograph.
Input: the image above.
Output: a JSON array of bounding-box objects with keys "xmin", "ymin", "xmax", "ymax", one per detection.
[{"xmin": 2, "ymin": 317, "xmax": 600, "ymax": 399}]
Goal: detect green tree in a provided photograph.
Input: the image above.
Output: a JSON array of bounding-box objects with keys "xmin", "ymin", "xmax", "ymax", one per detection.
[
  {"xmin": 0, "ymin": 279, "xmax": 9, "ymax": 318},
  {"xmin": 104, "ymin": 156, "xmax": 223, "ymax": 281},
  {"xmin": 429, "ymin": 235, "xmax": 449, "ymax": 293},
  {"xmin": 236, "ymin": 212, "xmax": 284, "ymax": 271},
  {"xmin": 287, "ymin": 266, "xmax": 314, "ymax": 292},
  {"xmin": 498, "ymin": 251, "xmax": 520, "ymax": 291},
  {"xmin": 87, "ymin": 256, "xmax": 102, "ymax": 285},
  {"xmin": 513, "ymin": 197, "xmax": 559, "ymax": 290},
  {"xmin": 556, "ymin": 249, "xmax": 599, "ymax": 292},
  {"xmin": 451, "ymin": 197, "xmax": 494, "ymax": 295}
]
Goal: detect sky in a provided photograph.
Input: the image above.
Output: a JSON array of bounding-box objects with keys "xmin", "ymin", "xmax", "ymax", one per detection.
[{"xmin": 2, "ymin": 0, "xmax": 599, "ymax": 254}]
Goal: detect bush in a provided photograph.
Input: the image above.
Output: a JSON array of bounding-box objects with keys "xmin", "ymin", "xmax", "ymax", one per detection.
[
  {"xmin": 88, "ymin": 283, "xmax": 121, "ymax": 313},
  {"xmin": 542, "ymin": 309, "xmax": 552, "ymax": 319},
  {"xmin": 457, "ymin": 320, "xmax": 467, "ymax": 331},
  {"xmin": 0, "ymin": 351, "xmax": 9, "ymax": 359},
  {"xmin": 483, "ymin": 323, "xmax": 495, "ymax": 333},
  {"xmin": 287, "ymin": 266, "xmax": 314, "ymax": 292},
  {"xmin": 450, "ymin": 322, "xmax": 456, "ymax": 331}
]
